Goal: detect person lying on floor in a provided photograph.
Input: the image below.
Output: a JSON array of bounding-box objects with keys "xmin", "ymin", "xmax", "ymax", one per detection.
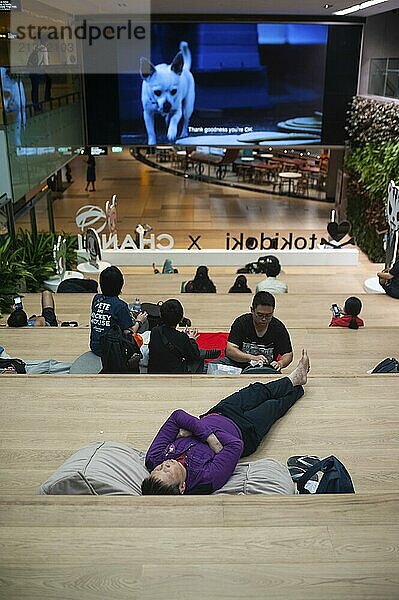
[
  {"xmin": 141, "ymin": 349, "xmax": 310, "ymax": 495},
  {"xmin": 7, "ymin": 290, "xmax": 58, "ymax": 327}
]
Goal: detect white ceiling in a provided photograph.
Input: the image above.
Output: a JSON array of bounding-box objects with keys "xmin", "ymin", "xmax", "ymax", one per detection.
[{"xmin": 29, "ymin": 0, "xmax": 399, "ymax": 18}]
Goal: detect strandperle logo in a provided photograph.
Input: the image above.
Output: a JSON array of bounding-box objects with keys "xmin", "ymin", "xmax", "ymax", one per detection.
[
  {"xmin": 15, "ymin": 20, "xmax": 147, "ymax": 46},
  {"xmin": 9, "ymin": 0, "xmax": 151, "ymax": 74}
]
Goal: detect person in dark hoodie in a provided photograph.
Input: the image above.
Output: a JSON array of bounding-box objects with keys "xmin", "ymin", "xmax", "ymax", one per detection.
[
  {"xmin": 184, "ymin": 265, "xmax": 216, "ymax": 293},
  {"xmin": 141, "ymin": 350, "xmax": 310, "ymax": 495},
  {"xmin": 229, "ymin": 275, "xmax": 252, "ymax": 294}
]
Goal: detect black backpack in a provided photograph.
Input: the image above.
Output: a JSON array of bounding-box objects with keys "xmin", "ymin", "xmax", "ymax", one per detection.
[
  {"xmin": 57, "ymin": 278, "xmax": 98, "ymax": 293},
  {"xmin": 371, "ymin": 357, "xmax": 399, "ymax": 373},
  {"xmin": 297, "ymin": 456, "xmax": 355, "ymax": 494},
  {"xmin": 99, "ymin": 323, "xmax": 141, "ymax": 374}
]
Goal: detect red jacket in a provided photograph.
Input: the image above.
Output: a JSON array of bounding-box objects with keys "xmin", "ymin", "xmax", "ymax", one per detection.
[{"xmin": 329, "ymin": 314, "xmax": 364, "ymax": 328}]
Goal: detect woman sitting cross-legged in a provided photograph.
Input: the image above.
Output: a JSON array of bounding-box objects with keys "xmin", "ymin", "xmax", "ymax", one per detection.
[
  {"xmin": 229, "ymin": 275, "xmax": 252, "ymax": 294},
  {"xmin": 184, "ymin": 265, "xmax": 216, "ymax": 293},
  {"xmin": 141, "ymin": 350, "xmax": 310, "ymax": 495}
]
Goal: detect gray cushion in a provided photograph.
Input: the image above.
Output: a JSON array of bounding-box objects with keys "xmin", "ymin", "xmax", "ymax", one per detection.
[
  {"xmin": 39, "ymin": 442, "xmax": 294, "ymax": 496},
  {"xmin": 215, "ymin": 459, "xmax": 295, "ymax": 495},
  {"xmin": 39, "ymin": 442, "xmax": 149, "ymax": 495},
  {"xmin": 69, "ymin": 351, "xmax": 102, "ymax": 374}
]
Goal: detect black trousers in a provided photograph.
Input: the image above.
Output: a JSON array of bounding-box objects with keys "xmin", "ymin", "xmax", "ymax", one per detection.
[
  {"xmin": 204, "ymin": 377, "xmax": 304, "ymax": 457},
  {"xmin": 30, "ymin": 73, "xmax": 51, "ymax": 111}
]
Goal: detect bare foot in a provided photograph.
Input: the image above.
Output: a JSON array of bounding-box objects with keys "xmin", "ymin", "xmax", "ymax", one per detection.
[{"xmin": 289, "ymin": 349, "xmax": 310, "ymax": 387}]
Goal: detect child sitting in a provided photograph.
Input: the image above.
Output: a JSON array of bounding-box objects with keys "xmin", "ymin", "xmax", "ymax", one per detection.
[{"xmin": 329, "ymin": 297, "xmax": 364, "ymax": 330}]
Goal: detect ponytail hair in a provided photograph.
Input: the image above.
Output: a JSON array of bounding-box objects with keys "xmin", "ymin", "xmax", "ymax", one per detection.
[{"xmin": 348, "ymin": 315, "xmax": 359, "ymax": 330}]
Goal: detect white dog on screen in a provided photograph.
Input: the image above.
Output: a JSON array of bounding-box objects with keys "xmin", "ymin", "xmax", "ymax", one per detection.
[
  {"xmin": 140, "ymin": 41, "xmax": 195, "ymax": 145},
  {"xmin": 0, "ymin": 67, "xmax": 26, "ymax": 147}
]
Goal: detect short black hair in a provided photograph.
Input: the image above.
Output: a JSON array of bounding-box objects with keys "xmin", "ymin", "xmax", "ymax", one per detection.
[
  {"xmin": 344, "ymin": 296, "xmax": 362, "ymax": 330},
  {"xmin": 265, "ymin": 257, "xmax": 281, "ymax": 278},
  {"xmin": 252, "ymin": 291, "xmax": 275, "ymax": 310},
  {"xmin": 7, "ymin": 310, "xmax": 28, "ymax": 327},
  {"xmin": 99, "ymin": 266, "xmax": 124, "ymax": 297},
  {"xmin": 344, "ymin": 296, "xmax": 362, "ymax": 316},
  {"xmin": 141, "ymin": 476, "xmax": 181, "ymax": 495},
  {"xmin": 160, "ymin": 299, "xmax": 184, "ymax": 327}
]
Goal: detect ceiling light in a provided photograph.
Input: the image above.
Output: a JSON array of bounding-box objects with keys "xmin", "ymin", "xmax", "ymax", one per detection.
[
  {"xmin": 333, "ymin": 0, "xmax": 388, "ymax": 15},
  {"xmin": 324, "ymin": 3, "xmax": 332, "ymax": 7}
]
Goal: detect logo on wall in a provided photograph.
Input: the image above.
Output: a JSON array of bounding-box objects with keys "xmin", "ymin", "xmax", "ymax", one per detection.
[
  {"xmin": 75, "ymin": 205, "xmax": 107, "ymax": 233},
  {"xmin": 320, "ymin": 209, "xmax": 355, "ymax": 249},
  {"xmin": 385, "ymin": 180, "xmax": 399, "ymax": 268},
  {"xmin": 53, "ymin": 235, "xmax": 67, "ymax": 278}
]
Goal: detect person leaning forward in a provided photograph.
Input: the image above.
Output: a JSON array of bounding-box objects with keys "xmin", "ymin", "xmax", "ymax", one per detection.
[{"xmin": 225, "ymin": 291, "xmax": 293, "ymax": 372}]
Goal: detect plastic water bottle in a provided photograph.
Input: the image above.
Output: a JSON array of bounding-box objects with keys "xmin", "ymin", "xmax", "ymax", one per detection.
[{"xmin": 132, "ymin": 297, "xmax": 141, "ymax": 316}]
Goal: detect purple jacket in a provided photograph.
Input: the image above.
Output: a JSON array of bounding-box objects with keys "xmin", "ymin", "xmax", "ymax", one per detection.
[{"xmin": 145, "ymin": 409, "xmax": 244, "ymax": 494}]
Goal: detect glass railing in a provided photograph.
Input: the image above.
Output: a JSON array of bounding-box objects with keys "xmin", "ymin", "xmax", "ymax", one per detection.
[{"xmin": 0, "ymin": 69, "xmax": 84, "ymax": 202}]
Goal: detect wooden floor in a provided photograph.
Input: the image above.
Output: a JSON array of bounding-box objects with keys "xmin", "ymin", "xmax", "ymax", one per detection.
[
  {"xmin": 2, "ymin": 374, "xmax": 398, "ymax": 495},
  {"xmin": 3, "ymin": 150, "xmax": 399, "ymax": 599},
  {"xmin": 1, "ymin": 373, "xmax": 399, "ymax": 599},
  {"xmin": 1, "ymin": 493, "xmax": 398, "ymax": 600},
  {"xmin": 2, "ymin": 326, "xmax": 399, "ymax": 377}
]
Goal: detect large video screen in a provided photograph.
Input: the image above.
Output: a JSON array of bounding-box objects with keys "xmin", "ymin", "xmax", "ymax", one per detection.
[{"xmin": 118, "ymin": 23, "xmax": 328, "ymax": 146}]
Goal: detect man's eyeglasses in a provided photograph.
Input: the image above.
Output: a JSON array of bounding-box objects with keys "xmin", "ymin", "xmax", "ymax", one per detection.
[{"xmin": 253, "ymin": 311, "xmax": 274, "ymax": 320}]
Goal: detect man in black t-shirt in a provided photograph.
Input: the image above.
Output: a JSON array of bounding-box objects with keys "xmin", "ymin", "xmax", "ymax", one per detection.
[{"xmin": 225, "ymin": 291, "xmax": 293, "ymax": 372}]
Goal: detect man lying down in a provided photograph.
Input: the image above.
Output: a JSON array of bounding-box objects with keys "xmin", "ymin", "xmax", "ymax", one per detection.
[{"xmin": 142, "ymin": 350, "xmax": 310, "ymax": 495}]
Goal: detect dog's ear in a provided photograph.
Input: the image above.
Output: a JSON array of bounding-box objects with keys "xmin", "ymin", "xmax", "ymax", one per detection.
[
  {"xmin": 140, "ymin": 57, "xmax": 156, "ymax": 80},
  {"xmin": 170, "ymin": 51, "xmax": 184, "ymax": 75}
]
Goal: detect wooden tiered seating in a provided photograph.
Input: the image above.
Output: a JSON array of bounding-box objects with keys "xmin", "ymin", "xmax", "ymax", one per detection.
[
  {"xmin": 1, "ymin": 268, "xmax": 399, "ymax": 599},
  {"xmin": 1, "ymin": 375, "xmax": 398, "ymax": 598},
  {"xmin": 2, "ymin": 288, "xmax": 399, "ymax": 329},
  {"xmin": 1, "ymin": 327, "xmax": 398, "ymax": 376}
]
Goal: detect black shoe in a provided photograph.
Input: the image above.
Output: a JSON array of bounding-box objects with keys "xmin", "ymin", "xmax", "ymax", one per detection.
[{"xmin": 201, "ymin": 349, "xmax": 221, "ymax": 360}]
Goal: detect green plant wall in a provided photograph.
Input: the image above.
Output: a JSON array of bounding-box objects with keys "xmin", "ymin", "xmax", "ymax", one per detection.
[{"xmin": 345, "ymin": 96, "xmax": 399, "ymax": 262}]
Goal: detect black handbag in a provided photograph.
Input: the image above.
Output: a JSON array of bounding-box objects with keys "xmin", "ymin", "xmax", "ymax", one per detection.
[{"xmin": 296, "ymin": 456, "xmax": 355, "ymax": 494}]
